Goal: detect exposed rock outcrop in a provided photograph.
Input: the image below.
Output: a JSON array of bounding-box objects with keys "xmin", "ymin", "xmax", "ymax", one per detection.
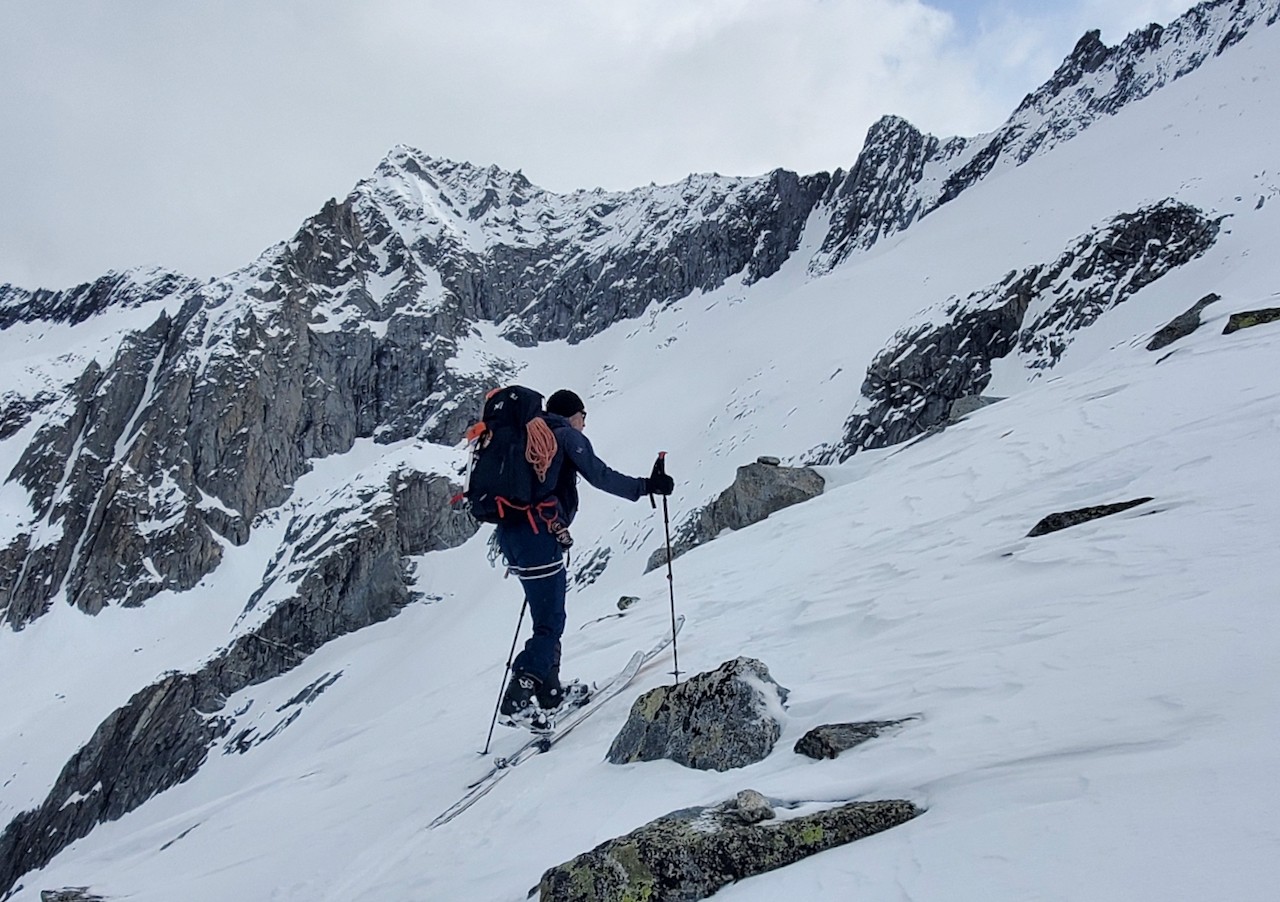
[
  {"xmin": 812, "ymin": 201, "xmax": 1222, "ymax": 463},
  {"xmin": 1223, "ymin": 307, "xmax": 1280, "ymax": 334},
  {"xmin": 538, "ymin": 792, "xmax": 924, "ymax": 902},
  {"xmin": 607, "ymin": 657, "xmax": 788, "ymax": 771},
  {"xmin": 40, "ymin": 889, "xmax": 109, "ymax": 902},
  {"xmin": 1147, "ymin": 293, "xmax": 1221, "ymax": 350},
  {"xmin": 1027, "ymin": 497, "xmax": 1154, "ymax": 537},
  {"xmin": 810, "ymin": 116, "xmax": 968, "ymax": 273},
  {"xmin": 0, "ymin": 469, "xmax": 473, "ymax": 898},
  {"xmin": 0, "ymin": 212, "xmax": 497, "ymax": 629},
  {"xmin": 794, "ymin": 718, "xmax": 915, "ymax": 760},
  {"xmin": 646, "ymin": 459, "xmax": 824, "ymax": 572}
]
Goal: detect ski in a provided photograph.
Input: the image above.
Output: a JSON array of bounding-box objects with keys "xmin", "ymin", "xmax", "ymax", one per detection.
[
  {"xmin": 428, "ymin": 616, "xmax": 684, "ymax": 830},
  {"xmin": 479, "ymin": 650, "xmax": 644, "ymax": 783}
]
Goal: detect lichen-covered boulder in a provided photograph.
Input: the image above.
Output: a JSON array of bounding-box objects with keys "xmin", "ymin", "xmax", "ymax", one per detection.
[
  {"xmin": 1223, "ymin": 306, "xmax": 1280, "ymax": 334},
  {"xmin": 794, "ymin": 718, "xmax": 914, "ymax": 760},
  {"xmin": 537, "ymin": 792, "xmax": 923, "ymax": 902},
  {"xmin": 607, "ymin": 658, "xmax": 788, "ymax": 771}
]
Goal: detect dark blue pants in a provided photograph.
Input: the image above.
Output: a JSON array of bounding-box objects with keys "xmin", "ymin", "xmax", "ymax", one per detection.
[{"xmin": 497, "ymin": 523, "xmax": 566, "ymax": 686}]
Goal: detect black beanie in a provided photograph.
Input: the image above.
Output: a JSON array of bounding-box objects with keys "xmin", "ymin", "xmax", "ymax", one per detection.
[{"xmin": 546, "ymin": 389, "xmax": 585, "ymax": 418}]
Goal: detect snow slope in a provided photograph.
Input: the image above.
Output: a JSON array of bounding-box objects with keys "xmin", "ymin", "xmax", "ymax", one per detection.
[{"xmin": 3, "ymin": 9, "xmax": 1280, "ymax": 902}]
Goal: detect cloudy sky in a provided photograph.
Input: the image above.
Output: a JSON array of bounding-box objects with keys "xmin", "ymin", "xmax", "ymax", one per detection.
[{"xmin": 1, "ymin": 0, "xmax": 1192, "ymax": 290}]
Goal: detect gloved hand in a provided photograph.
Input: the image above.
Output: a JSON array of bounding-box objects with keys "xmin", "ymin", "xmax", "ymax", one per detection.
[{"xmin": 646, "ymin": 472, "xmax": 674, "ymax": 496}]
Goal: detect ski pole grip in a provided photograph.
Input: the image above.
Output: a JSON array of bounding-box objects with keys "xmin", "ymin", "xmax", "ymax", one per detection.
[{"xmin": 649, "ymin": 452, "xmax": 667, "ymax": 508}]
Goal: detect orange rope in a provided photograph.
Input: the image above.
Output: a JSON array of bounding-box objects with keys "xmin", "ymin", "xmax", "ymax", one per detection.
[{"xmin": 525, "ymin": 416, "xmax": 557, "ymax": 482}]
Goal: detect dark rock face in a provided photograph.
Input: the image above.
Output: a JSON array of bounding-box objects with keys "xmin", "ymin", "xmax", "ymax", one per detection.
[
  {"xmin": 794, "ymin": 719, "xmax": 914, "ymax": 760},
  {"xmin": 1223, "ymin": 307, "xmax": 1280, "ymax": 334},
  {"xmin": 812, "ymin": 201, "xmax": 1222, "ymax": 462},
  {"xmin": 0, "ymin": 390, "xmax": 59, "ymax": 441},
  {"xmin": 1017, "ymin": 203, "xmax": 1223, "ymax": 369},
  {"xmin": 0, "ymin": 200, "xmax": 496, "ymax": 629},
  {"xmin": 646, "ymin": 461, "xmax": 824, "ymax": 572},
  {"xmin": 0, "ymin": 470, "xmax": 473, "ymax": 898},
  {"xmin": 1147, "ymin": 293, "xmax": 1222, "ymax": 350},
  {"xmin": 0, "ymin": 673, "xmax": 225, "ymax": 900},
  {"xmin": 811, "ymin": 116, "xmax": 968, "ymax": 272},
  {"xmin": 538, "ymin": 793, "xmax": 923, "ymax": 902},
  {"xmin": 607, "ymin": 658, "xmax": 789, "ymax": 771},
  {"xmin": 355, "ymin": 152, "xmax": 830, "ymax": 346},
  {"xmin": 1027, "ymin": 497, "xmax": 1154, "ymax": 537}
]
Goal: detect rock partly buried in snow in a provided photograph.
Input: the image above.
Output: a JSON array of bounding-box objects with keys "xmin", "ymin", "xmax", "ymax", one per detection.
[
  {"xmin": 41, "ymin": 888, "xmax": 108, "ymax": 902},
  {"xmin": 1223, "ymin": 307, "xmax": 1280, "ymax": 334},
  {"xmin": 646, "ymin": 461, "xmax": 824, "ymax": 572},
  {"xmin": 537, "ymin": 793, "xmax": 923, "ymax": 902},
  {"xmin": 794, "ymin": 718, "xmax": 914, "ymax": 760},
  {"xmin": 1027, "ymin": 497, "xmax": 1154, "ymax": 537},
  {"xmin": 1147, "ymin": 293, "xmax": 1221, "ymax": 351},
  {"xmin": 607, "ymin": 658, "xmax": 788, "ymax": 771}
]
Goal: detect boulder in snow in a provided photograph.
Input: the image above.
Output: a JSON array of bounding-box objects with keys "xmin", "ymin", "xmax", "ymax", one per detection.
[
  {"xmin": 1146, "ymin": 292, "xmax": 1220, "ymax": 351},
  {"xmin": 41, "ymin": 890, "xmax": 108, "ymax": 902},
  {"xmin": 1027, "ymin": 497, "xmax": 1154, "ymax": 537},
  {"xmin": 607, "ymin": 657, "xmax": 788, "ymax": 771},
  {"xmin": 1223, "ymin": 307, "xmax": 1280, "ymax": 335},
  {"xmin": 794, "ymin": 718, "xmax": 915, "ymax": 760},
  {"xmin": 645, "ymin": 462, "xmax": 824, "ymax": 572},
  {"xmin": 537, "ymin": 792, "xmax": 923, "ymax": 902}
]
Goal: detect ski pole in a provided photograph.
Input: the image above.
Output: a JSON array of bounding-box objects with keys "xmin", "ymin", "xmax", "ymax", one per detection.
[
  {"xmin": 482, "ymin": 598, "xmax": 528, "ymax": 755},
  {"xmin": 650, "ymin": 452, "xmax": 681, "ymax": 684}
]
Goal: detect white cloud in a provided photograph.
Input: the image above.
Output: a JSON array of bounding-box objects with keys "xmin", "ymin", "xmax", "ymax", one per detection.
[{"xmin": 0, "ymin": 0, "xmax": 1197, "ymax": 289}]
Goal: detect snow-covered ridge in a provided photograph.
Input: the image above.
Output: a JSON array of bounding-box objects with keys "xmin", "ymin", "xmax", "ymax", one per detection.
[
  {"xmin": 963, "ymin": 0, "xmax": 1280, "ymax": 184},
  {"xmin": 363, "ymin": 145, "xmax": 778, "ymax": 254},
  {"xmin": 812, "ymin": 0, "xmax": 1280, "ymax": 272},
  {"xmin": 0, "ymin": 268, "xmax": 198, "ymax": 330}
]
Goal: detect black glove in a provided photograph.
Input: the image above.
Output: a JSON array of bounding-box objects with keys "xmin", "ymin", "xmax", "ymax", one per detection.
[{"xmin": 646, "ymin": 472, "xmax": 674, "ymax": 496}]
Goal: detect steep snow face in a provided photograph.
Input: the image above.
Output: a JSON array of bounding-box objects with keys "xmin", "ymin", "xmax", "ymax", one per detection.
[{"xmin": 2, "ymin": 1, "xmax": 1280, "ymax": 900}]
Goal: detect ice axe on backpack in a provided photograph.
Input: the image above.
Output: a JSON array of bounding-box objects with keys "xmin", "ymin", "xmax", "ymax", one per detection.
[{"xmin": 650, "ymin": 452, "xmax": 682, "ymax": 684}]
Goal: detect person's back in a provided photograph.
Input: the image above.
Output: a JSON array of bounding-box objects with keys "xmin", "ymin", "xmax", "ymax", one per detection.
[{"xmin": 496, "ymin": 388, "xmax": 673, "ymax": 729}]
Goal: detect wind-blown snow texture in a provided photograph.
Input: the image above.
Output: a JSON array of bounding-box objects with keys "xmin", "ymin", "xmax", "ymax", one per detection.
[{"xmin": 2, "ymin": 0, "xmax": 1279, "ymax": 898}]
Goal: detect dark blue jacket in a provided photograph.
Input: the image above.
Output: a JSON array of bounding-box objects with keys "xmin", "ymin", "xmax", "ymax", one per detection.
[{"xmin": 543, "ymin": 413, "xmax": 647, "ymax": 524}]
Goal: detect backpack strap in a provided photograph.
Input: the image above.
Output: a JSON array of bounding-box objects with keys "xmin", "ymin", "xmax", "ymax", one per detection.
[{"xmin": 494, "ymin": 496, "xmax": 561, "ymax": 534}]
